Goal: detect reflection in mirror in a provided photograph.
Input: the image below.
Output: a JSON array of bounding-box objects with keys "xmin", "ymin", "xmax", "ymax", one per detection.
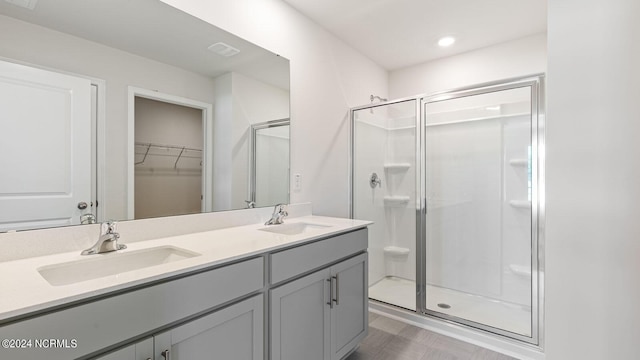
[
  {"xmin": 250, "ymin": 120, "xmax": 290, "ymax": 208},
  {"xmin": 0, "ymin": 0, "xmax": 290, "ymax": 231},
  {"xmin": 134, "ymin": 96, "xmax": 208, "ymax": 220}
]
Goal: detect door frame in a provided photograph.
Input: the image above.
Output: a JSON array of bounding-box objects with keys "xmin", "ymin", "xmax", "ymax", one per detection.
[
  {"xmin": 249, "ymin": 118, "xmax": 290, "ymax": 206},
  {"xmin": 347, "ymin": 74, "xmax": 545, "ymax": 346},
  {"xmin": 420, "ymin": 75, "xmax": 544, "ymax": 345},
  {"xmin": 127, "ymin": 87, "xmax": 214, "ymax": 219}
]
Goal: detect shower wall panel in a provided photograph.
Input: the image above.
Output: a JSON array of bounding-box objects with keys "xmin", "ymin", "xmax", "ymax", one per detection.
[
  {"xmin": 353, "ymin": 115, "xmax": 388, "ymax": 286},
  {"xmin": 425, "ymin": 119, "xmax": 503, "ymax": 298},
  {"xmin": 385, "ymin": 119, "xmax": 416, "ymax": 281}
]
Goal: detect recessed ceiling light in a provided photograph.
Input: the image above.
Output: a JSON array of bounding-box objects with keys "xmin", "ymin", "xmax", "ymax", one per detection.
[{"xmin": 437, "ymin": 36, "xmax": 456, "ymax": 47}]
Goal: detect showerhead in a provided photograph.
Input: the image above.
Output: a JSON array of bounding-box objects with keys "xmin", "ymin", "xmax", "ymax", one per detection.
[{"xmin": 370, "ymin": 94, "xmax": 388, "ymax": 103}]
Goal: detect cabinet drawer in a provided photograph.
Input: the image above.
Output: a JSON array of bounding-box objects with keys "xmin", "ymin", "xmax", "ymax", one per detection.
[
  {"xmin": 0, "ymin": 257, "xmax": 263, "ymax": 360},
  {"xmin": 271, "ymin": 229, "xmax": 367, "ymax": 284}
]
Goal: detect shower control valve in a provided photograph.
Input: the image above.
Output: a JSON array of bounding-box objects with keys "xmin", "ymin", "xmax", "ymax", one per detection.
[{"xmin": 369, "ymin": 173, "xmax": 382, "ymax": 188}]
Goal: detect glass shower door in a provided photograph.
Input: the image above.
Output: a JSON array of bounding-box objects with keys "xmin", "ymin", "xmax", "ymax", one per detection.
[
  {"xmin": 352, "ymin": 99, "xmax": 418, "ymax": 311},
  {"xmin": 423, "ymin": 83, "xmax": 540, "ymax": 340}
]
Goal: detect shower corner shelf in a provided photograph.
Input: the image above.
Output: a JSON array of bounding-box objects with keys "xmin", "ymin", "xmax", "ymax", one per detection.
[
  {"xmin": 508, "ymin": 159, "xmax": 528, "ymax": 167},
  {"xmin": 509, "ymin": 200, "xmax": 531, "ymax": 208},
  {"xmin": 383, "ymin": 246, "xmax": 411, "ymax": 257},
  {"xmin": 384, "ymin": 196, "xmax": 410, "ymax": 207},
  {"xmin": 383, "ymin": 163, "xmax": 411, "ymax": 171},
  {"xmin": 509, "ymin": 264, "xmax": 532, "ymax": 279}
]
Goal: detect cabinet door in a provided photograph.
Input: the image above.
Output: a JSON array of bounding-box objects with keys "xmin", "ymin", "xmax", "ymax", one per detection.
[
  {"xmin": 271, "ymin": 268, "xmax": 332, "ymax": 360},
  {"xmin": 91, "ymin": 338, "xmax": 153, "ymax": 360},
  {"xmin": 154, "ymin": 294, "xmax": 263, "ymax": 360},
  {"xmin": 331, "ymin": 253, "xmax": 368, "ymax": 360}
]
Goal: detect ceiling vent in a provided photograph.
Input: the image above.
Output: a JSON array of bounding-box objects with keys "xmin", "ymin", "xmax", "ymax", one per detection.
[
  {"xmin": 4, "ymin": 0, "xmax": 38, "ymax": 10},
  {"xmin": 207, "ymin": 42, "xmax": 240, "ymax": 57}
]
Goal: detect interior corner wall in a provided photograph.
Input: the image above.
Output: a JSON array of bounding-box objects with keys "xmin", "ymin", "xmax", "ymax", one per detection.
[
  {"xmin": 388, "ymin": 33, "xmax": 547, "ymax": 99},
  {"xmin": 546, "ymin": 0, "xmax": 640, "ymax": 358},
  {"xmin": 159, "ymin": 0, "xmax": 389, "ymax": 217},
  {"xmin": 213, "ymin": 71, "xmax": 290, "ymax": 211},
  {"xmin": 230, "ymin": 72, "xmax": 289, "ymax": 210}
]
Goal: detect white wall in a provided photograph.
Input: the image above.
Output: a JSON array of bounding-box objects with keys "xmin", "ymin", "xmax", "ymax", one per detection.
[
  {"xmin": 212, "ymin": 72, "xmax": 290, "ymax": 210},
  {"xmin": 160, "ymin": 0, "xmax": 388, "ymax": 217},
  {"xmin": 389, "ymin": 33, "xmax": 547, "ymax": 99},
  {"xmin": 546, "ymin": 0, "xmax": 640, "ymax": 358},
  {"xmin": 231, "ymin": 72, "xmax": 289, "ymax": 209}
]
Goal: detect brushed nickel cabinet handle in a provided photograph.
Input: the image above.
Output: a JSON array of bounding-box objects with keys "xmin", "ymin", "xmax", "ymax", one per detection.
[
  {"xmin": 333, "ymin": 275, "xmax": 340, "ymax": 305},
  {"xmin": 161, "ymin": 349, "xmax": 170, "ymax": 360},
  {"xmin": 326, "ymin": 278, "xmax": 334, "ymax": 308}
]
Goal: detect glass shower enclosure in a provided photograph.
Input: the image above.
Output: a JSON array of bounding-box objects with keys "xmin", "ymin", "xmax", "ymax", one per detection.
[{"xmin": 351, "ymin": 75, "xmax": 544, "ymax": 344}]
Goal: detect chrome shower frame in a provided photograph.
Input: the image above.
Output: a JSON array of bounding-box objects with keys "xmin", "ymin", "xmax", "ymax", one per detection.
[
  {"xmin": 249, "ymin": 118, "xmax": 290, "ymax": 206},
  {"xmin": 348, "ymin": 74, "xmax": 545, "ymax": 348}
]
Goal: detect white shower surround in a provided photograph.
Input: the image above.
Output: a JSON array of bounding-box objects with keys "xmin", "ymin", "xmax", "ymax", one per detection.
[{"xmin": 353, "ymin": 104, "xmax": 417, "ymax": 297}]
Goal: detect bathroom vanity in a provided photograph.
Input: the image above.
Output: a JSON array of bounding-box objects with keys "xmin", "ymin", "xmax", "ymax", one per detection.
[{"xmin": 0, "ymin": 210, "xmax": 370, "ymax": 360}]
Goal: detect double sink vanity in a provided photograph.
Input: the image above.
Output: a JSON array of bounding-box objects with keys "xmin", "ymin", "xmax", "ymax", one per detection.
[{"xmin": 0, "ymin": 204, "xmax": 371, "ymax": 360}]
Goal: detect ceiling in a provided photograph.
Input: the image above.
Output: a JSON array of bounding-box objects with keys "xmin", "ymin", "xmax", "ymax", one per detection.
[
  {"xmin": 0, "ymin": 0, "xmax": 290, "ymax": 90},
  {"xmin": 282, "ymin": 0, "xmax": 547, "ymax": 70}
]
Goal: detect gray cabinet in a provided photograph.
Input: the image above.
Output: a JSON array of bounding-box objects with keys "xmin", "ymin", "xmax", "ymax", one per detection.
[
  {"xmin": 91, "ymin": 338, "xmax": 153, "ymax": 360},
  {"xmin": 0, "ymin": 258, "xmax": 264, "ymax": 360},
  {"xmin": 154, "ymin": 294, "xmax": 263, "ymax": 360},
  {"xmin": 271, "ymin": 268, "xmax": 332, "ymax": 360},
  {"xmin": 1, "ymin": 228, "xmax": 368, "ymax": 360},
  {"xmin": 93, "ymin": 295, "xmax": 263, "ymax": 360},
  {"xmin": 271, "ymin": 253, "xmax": 368, "ymax": 360},
  {"xmin": 331, "ymin": 254, "xmax": 368, "ymax": 360}
]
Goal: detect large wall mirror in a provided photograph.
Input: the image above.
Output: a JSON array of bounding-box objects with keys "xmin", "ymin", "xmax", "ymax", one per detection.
[{"xmin": 0, "ymin": 0, "xmax": 290, "ymax": 232}]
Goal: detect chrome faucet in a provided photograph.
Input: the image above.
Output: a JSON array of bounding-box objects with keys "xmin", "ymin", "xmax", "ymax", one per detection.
[
  {"xmin": 265, "ymin": 203, "xmax": 288, "ymax": 225},
  {"xmin": 81, "ymin": 221, "xmax": 127, "ymax": 255}
]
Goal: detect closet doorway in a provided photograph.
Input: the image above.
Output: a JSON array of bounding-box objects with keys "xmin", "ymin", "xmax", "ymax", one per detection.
[{"xmin": 127, "ymin": 87, "xmax": 213, "ymax": 220}]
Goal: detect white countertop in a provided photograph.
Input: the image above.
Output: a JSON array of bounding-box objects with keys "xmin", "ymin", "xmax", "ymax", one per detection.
[{"xmin": 0, "ymin": 215, "xmax": 371, "ymax": 323}]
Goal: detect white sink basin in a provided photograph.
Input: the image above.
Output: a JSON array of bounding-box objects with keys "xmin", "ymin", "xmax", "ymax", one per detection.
[
  {"xmin": 38, "ymin": 246, "xmax": 200, "ymax": 286},
  {"xmin": 259, "ymin": 222, "xmax": 331, "ymax": 236}
]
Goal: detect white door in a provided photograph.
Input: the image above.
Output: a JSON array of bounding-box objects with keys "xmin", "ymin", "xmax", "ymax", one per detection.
[{"xmin": 0, "ymin": 60, "xmax": 91, "ymax": 231}]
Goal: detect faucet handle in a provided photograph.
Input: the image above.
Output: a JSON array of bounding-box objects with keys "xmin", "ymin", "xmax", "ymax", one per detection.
[
  {"xmin": 101, "ymin": 221, "xmax": 117, "ymax": 234},
  {"xmin": 275, "ymin": 203, "xmax": 288, "ymax": 215}
]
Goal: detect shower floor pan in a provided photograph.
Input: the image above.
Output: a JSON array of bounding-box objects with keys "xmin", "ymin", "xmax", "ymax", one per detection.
[{"xmin": 369, "ymin": 276, "xmax": 531, "ymax": 336}]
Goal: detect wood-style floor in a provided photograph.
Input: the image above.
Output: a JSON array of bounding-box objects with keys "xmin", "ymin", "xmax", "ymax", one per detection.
[{"xmin": 345, "ymin": 313, "xmax": 517, "ymax": 360}]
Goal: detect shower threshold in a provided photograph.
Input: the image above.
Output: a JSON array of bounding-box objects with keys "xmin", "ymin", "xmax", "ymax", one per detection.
[
  {"xmin": 369, "ymin": 276, "xmax": 532, "ymax": 336},
  {"xmin": 369, "ymin": 276, "xmax": 416, "ymax": 311}
]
